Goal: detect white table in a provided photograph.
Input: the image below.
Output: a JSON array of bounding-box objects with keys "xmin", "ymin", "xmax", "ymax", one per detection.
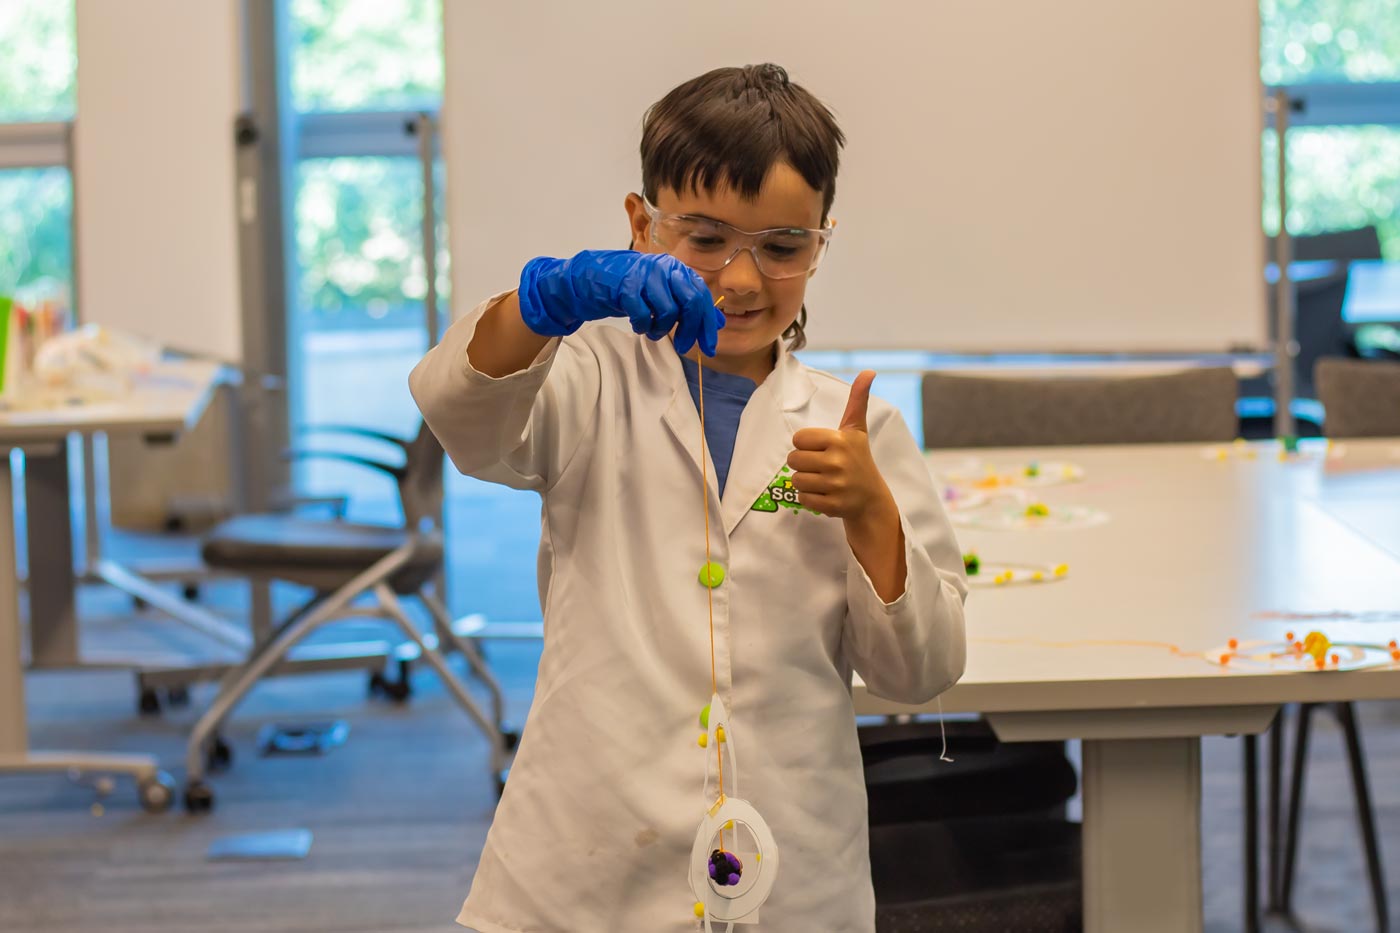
[
  {"xmin": 853, "ymin": 439, "xmax": 1400, "ymax": 933},
  {"xmin": 0, "ymin": 361, "xmax": 237, "ymax": 811}
]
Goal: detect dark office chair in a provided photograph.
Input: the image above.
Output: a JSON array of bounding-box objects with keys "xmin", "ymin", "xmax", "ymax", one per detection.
[
  {"xmin": 864, "ymin": 721, "xmax": 1082, "ymax": 931},
  {"xmin": 1241, "ymin": 226, "xmax": 1385, "ymax": 436},
  {"xmin": 180, "ymin": 422, "xmax": 513, "ymax": 813},
  {"xmin": 862, "ymin": 368, "xmax": 1237, "ymax": 930},
  {"xmin": 1269, "ymin": 226, "xmax": 1383, "ymax": 265}
]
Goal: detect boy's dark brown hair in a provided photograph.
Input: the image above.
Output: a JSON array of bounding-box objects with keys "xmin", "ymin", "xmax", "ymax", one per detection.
[{"xmin": 640, "ymin": 64, "xmax": 844, "ymax": 351}]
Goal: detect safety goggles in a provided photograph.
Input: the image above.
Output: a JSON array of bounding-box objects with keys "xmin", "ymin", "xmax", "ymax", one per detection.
[{"xmin": 641, "ymin": 197, "xmax": 835, "ymax": 280}]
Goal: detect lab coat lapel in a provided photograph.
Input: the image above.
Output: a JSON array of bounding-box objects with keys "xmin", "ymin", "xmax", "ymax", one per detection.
[
  {"xmin": 660, "ymin": 359, "xmax": 718, "ymax": 500},
  {"xmin": 720, "ymin": 345, "xmax": 817, "ymax": 536}
]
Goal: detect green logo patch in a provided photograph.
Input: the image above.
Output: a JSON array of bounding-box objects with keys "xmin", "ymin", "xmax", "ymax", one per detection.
[{"xmin": 750, "ymin": 465, "xmax": 820, "ymax": 515}]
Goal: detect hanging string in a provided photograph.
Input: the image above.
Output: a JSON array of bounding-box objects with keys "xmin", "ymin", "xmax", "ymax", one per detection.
[
  {"xmin": 936, "ymin": 696, "xmax": 954, "ymax": 763},
  {"xmin": 698, "ymin": 297, "xmax": 726, "ymax": 820}
]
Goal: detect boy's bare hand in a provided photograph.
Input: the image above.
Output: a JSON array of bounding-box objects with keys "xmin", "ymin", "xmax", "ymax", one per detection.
[{"xmin": 787, "ymin": 371, "xmax": 895, "ymax": 524}]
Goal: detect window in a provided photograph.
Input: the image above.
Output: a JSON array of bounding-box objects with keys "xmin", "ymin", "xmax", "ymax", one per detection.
[
  {"xmin": 0, "ymin": 168, "xmax": 72, "ymax": 301},
  {"xmin": 1261, "ymin": 0, "xmax": 1400, "ymax": 85},
  {"xmin": 1263, "ymin": 125, "xmax": 1400, "ymax": 256},
  {"xmin": 0, "ymin": 1, "xmax": 75, "ymax": 302},
  {"xmin": 1261, "ymin": 2, "xmax": 1400, "ymax": 258},
  {"xmin": 289, "ymin": 0, "xmax": 443, "ymax": 113},
  {"xmin": 283, "ymin": 0, "xmax": 447, "ymax": 510},
  {"xmin": 0, "ymin": 0, "xmax": 76, "ymax": 122}
]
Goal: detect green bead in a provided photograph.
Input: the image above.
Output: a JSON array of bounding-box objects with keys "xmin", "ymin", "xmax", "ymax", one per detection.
[
  {"xmin": 699, "ymin": 561, "xmax": 725, "ymax": 588},
  {"xmin": 699, "ymin": 704, "xmax": 710, "ymax": 730}
]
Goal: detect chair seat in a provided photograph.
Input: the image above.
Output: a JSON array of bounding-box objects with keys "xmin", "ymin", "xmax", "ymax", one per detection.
[
  {"xmin": 872, "ymin": 817, "xmax": 1081, "ymax": 933},
  {"xmin": 202, "ymin": 515, "xmax": 441, "ymax": 591}
]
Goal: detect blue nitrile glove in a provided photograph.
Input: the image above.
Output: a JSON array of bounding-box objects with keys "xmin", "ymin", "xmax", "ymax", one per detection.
[{"xmin": 517, "ymin": 250, "xmax": 725, "ymax": 356}]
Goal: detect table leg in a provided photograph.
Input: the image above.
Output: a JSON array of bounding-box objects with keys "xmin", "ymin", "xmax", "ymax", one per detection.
[
  {"xmin": 24, "ymin": 444, "xmax": 79, "ymax": 667},
  {"xmin": 0, "ymin": 452, "xmax": 28, "ymax": 755},
  {"xmin": 1082, "ymin": 736, "xmax": 1203, "ymax": 933}
]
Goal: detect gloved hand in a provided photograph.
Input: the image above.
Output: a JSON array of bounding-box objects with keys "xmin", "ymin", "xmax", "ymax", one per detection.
[{"xmin": 517, "ymin": 250, "xmax": 725, "ymax": 356}]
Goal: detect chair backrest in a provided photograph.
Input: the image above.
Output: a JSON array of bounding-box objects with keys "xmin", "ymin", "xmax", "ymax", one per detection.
[
  {"xmin": 1315, "ymin": 357, "xmax": 1400, "ymax": 438},
  {"xmin": 921, "ymin": 367, "xmax": 1239, "ymax": 449},
  {"xmin": 398, "ymin": 420, "xmax": 445, "ymax": 529},
  {"xmin": 1270, "ymin": 226, "xmax": 1383, "ymax": 264}
]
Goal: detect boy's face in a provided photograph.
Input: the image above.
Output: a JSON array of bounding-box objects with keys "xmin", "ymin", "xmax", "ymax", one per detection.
[{"xmin": 626, "ymin": 162, "xmax": 825, "ymax": 374}]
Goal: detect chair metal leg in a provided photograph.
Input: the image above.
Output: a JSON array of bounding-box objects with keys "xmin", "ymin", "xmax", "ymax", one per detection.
[
  {"xmin": 185, "ymin": 544, "xmax": 418, "ymax": 783},
  {"xmin": 1267, "ymin": 707, "xmax": 1285, "ymax": 911},
  {"xmin": 1280, "ymin": 703, "xmax": 1318, "ymax": 912},
  {"xmin": 1335, "ymin": 702, "xmax": 1388, "ymax": 932},
  {"xmin": 1243, "ymin": 733, "xmax": 1261, "ymax": 933},
  {"xmin": 374, "ymin": 583, "xmax": 504, "ymax": 784},
  {"xmin": 421, "ymin": 591, "xmax": 506, "ymax": 734}
]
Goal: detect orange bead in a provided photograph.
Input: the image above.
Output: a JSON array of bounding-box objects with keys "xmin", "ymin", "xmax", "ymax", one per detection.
[
  {"xmin": 1228, "ymin": 639, "xmax": 1239, "ymax": 650},
  {"xmin": 1219, "ymin": 654, "xmax": 1230, "ymax": 665},
  {"xmin": 1331, "ymin": 654, "xmax": 1340, "ymax": 665},
  {"xmin": 1391, "ymin": 650, "xmax": 1400, "ymax": 662},
  {"xmin": 1315, "ymin": 657, "xmax": 1325, "ymax": 669},
  {"xmin": 1390, "ymin": 640, "xmax": 1397, "ymax": 650},
  {"xmin": 1285, "ymin": 632, "xmax": 1295, "ymax": 642}
]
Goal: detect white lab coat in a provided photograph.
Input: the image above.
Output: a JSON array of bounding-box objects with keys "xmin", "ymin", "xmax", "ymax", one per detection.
[{"xmin": 410, "ymin": 293, "xmax": 968, "ymax": 933}]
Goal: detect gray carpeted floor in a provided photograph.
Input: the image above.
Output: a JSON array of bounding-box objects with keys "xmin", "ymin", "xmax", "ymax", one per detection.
[{"xmin": 2, "ymin": 594, "xmax": 1399, "ymax": 932}]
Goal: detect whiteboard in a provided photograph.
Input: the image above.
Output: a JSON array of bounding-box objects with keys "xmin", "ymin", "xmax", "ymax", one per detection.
[
  {"xmin": 74, "ymin": 0, "xmax": 243, "ymax": 363},
  {"xmin": 442, "ymin": 0, "xmax": 1265, "ymax": 354}
]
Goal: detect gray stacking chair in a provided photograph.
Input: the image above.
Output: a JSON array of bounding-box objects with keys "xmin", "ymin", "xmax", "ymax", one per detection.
[
  {"xmin": 1316, "ymin": 357, "xmax": 1400, "ymax": 438},
  {"xmin": 1266, "ymin": 357, "xmax": 1400, "ymax": 932},
  {"xmin": 180, "ymin": 422, "xmax": 511, "ymax": 812},
  {"xmin": 866, "ymin": 367, "xmax": 1238, "ymax": 933},
  {"xmin": 920, "ymin": 367, "xmax": 1240, "ymax": 450}
]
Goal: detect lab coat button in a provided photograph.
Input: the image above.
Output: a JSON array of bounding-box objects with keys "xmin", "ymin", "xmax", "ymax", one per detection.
[{"xmin": 698, "ymin": 561, "xmax": 725, "ymax": 588}]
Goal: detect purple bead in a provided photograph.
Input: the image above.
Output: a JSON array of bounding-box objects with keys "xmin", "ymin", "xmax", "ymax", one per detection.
[
  {"xmin": 708, "ymin": 861, "xmax": 717, "ymax": 879},
  {"xmin": 727, "ymin": 873, "xmax": 740, "ymax": 886}
]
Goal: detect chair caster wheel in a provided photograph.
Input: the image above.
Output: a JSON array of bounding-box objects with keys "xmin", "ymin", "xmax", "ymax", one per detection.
[
  {"xmin": 503, "ymin": 730, "xmax": 521, "ymax": 753},
  {"xmin": 495, "ymin": 769, "xmax": 509, "ymax": 798},
  {"xmin": 182, "ymin": 584, "xmax": 200, "ymax": 601},
  {"xmin": 183, "ymin": 782, "xmax": 215, "ymax": 813},
  {"xmin": 368, "ymin": 671, "xmax": 412, "ymax": 703},
  {"xmin": 138, "ymin": 688, "xmax": 162, "ymax": 717},
  {"xmin": 166, "ymin": 685, "xmax": 191, "ymax": 707},
  {"xmin": 139, "ymin": 772, "xmax": 176, "ymax": 813},
  {"xmin": 205, "ymin": 735, "xmax": 233, "ymax": 773}
]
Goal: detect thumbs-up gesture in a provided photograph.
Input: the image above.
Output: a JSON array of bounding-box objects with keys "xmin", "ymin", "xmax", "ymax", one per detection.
[{"xmin": 787, "ymin": 371, "xmax": 895, "ymax": 522}]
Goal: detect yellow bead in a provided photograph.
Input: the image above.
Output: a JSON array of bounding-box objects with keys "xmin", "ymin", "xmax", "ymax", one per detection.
[
  {"xmin": 723, "ymin": 820, "xmax": 734, "ymax": 831},
  {"xmin": 755, "ymin": 853, "xmax": 761, "ymax": 862},
  {"xmin": 1301, "ymin": 631, "xmax": 1331, "ymax": 663},
  {"xmin": 698, "ymin": 733, "xmax": 708, "ymax": 748},
  {"xmin": 694, "ymin": 901, "xmax": 706, "ymax": 918},
  {"xmin": 1031, "ymin": 571, "xmax": 1044, "ymax": 582},
  {"xmin": 716, "ymin": 726, "xmax": 726, "ymax": 743},
  {"xmin": 1054, "ymin": 564, "xmax": 1069, "ymax": 576},
  {"xmin": 699, "ymin": 704, "xmax": 710, "ymax": 730}
]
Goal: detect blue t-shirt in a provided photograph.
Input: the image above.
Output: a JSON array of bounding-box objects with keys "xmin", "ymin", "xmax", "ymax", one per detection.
[{"xmin": 679, "ymin": 356, "xmax": 758, "ymax": 498}]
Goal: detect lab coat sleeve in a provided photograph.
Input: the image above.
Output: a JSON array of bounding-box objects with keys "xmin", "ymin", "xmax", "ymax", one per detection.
[
  {"xmin": 408, "ymin": 291, "xmax": 601, "ymax": 492},
  {"xmin": 843, "ymin": 405, "xmax": 968, "ymax": 704}
]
